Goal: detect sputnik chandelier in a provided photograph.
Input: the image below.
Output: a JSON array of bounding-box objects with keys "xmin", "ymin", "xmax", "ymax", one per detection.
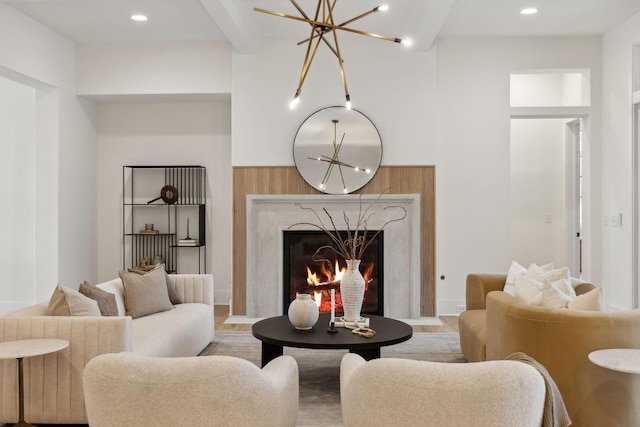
[{"xmin": 254, "ymin": 1, "xmax": 412, "ymax": 110}]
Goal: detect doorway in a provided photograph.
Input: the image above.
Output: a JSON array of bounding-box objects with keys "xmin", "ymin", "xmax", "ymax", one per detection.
[{"xmin": 510, "ymin": 117, "xmax": 583, "ymax": 274}]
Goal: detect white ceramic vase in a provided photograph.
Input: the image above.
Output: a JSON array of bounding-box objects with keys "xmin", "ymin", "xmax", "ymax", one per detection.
[
  {"xmin": 288, "ymin": 294, "xmax": 319, "ymax": 330},
  {"xmin": 340, "ymin": 259, "xmax": 365, "ymax": 321}
]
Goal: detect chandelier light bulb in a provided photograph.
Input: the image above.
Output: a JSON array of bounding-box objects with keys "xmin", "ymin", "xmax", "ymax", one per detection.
[
  {"xmin": 131, "ymin": 14, "xmax": 148, "ymax": 22},
  {"xmin": 289, "ymin": 92, "xmax": 301, "ymax": 110},
  {"xmin": 345, "ymin": 94, "xmax": 352, "ymax": 110},
  {"xmin": 520, "ymin": 8, "xmax": 538, "ymax": 15},
  {"xmin": 377, "ymin": 5, "xmax": 389, "ymax": 12},
  {"xmin": 401, "ymin": 38, "xmax": 413, "ymax": 47}
]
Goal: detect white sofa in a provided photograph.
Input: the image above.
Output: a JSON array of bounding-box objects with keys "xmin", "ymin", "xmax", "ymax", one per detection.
[
  {"xmin": 340, "ymin": 353, "xmax": 546, "ymax": 427},
  {"xmin": 0, "ymin": 273, "xmax": 214, "ymax": 425},
  {"xmin": 83, "ymin": 352, "xmax": 299, "ymax": 427}
]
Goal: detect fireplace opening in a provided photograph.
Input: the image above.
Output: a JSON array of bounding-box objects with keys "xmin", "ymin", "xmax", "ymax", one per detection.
[{"xmin": 283, "ymin": 230, "xmax": 384, "ymax": 316}]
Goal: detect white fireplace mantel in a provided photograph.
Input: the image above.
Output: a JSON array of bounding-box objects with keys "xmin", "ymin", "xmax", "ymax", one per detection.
[{"xmin": 246, "ymin": 194, "xmax": 421, "ymax": 319}]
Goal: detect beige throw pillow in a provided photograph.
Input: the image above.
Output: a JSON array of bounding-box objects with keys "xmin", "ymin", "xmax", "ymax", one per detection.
[
  {"xmin": 120, "ymin": 265, "xmax": 174, "ymax": 319},
  {"xmin": 46, "ymin": 284, "xmax": 102, "ymax": 316},
  {"xmin": 128, "ymin": 264, "xmax": 181, "ymax": 305},
  {"xmin": 79, "ymin": 281, "xmax": 119, "ymax": 316},
  {"xmin": 568, "ymin": 287, "xmax": 606, "ymax": 311}
]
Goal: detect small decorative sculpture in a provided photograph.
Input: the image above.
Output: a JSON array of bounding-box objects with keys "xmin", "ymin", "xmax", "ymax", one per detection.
[{"xmin": 134, "ymin": 257, "xmax": 158, "ymax": 272}]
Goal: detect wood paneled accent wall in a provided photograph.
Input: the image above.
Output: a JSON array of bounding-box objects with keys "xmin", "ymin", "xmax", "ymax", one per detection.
[{"xmin": 233, "ymin": 166, "xmax": 436, "ymax": 316}]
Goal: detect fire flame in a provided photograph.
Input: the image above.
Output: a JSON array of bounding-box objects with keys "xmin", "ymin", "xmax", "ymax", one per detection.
[{"xmin": 301, "ymin": 259, "xmax": 374, "ymax": 313}]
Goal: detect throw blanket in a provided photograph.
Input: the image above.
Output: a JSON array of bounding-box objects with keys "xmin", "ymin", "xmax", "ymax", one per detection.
[{"xmin": 505, "ymin": 352, "xmax": 571, "ymax": 427}]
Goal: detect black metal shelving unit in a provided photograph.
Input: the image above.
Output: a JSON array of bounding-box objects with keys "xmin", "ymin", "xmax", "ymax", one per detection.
[{"xmin": 122, "ymin": 165, "xmax": 207, "ymax": 274}]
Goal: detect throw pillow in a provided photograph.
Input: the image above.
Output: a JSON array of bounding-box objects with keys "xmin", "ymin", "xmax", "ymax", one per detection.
[
  {"xmin": 504, "ymin": 261, "xmax": 527, "ymax": 296},
  {"xmin": 120, "ymin": 265, "xmax": 174, "ymax": 319},
  {"xmin": 514, "ymin": 275, "xmax": 543, "ymax": 305},
  {"xmin": 79, "ymin": 281, "xmax": 119, "ymax": 316},
  {"xmin": 128, "ymin": 263, "xmax": 181, "ymax": 305},
  {"xmin": 568, "ymin": 287, "xmax": 606, "ymax": 311},
  {"xmin": 539, "ymin": 281, "xmax": 574, "ymax": 309},
  {"xmin": 541, "ymin": 267, "xmax": 576, "ymax": 299},
  {"xmin": 46, "ymin": 284, "xmax": 102, "ymax": 316}
]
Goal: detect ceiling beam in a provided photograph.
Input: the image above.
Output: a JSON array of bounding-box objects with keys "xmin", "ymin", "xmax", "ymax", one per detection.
[
  {"xmin": 413, "ymin": 0, "xmax": 456, "ymax": 51},
  {"xmin": 200, "ymin": 0, "xmax": 255, "ymax": 54}
]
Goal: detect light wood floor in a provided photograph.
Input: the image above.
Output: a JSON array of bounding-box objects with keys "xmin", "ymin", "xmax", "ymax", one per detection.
[{"xmin": 214, "ymin": 305, "xmax": 459, "ymax": 333}]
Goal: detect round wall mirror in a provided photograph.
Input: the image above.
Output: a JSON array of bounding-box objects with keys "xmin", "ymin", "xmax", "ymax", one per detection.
[{"xmin": 293, "ymin": 106, "xmax": 382, "ymax": 194}]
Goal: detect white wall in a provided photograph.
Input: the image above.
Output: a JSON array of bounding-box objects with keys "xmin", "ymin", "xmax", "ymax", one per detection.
[
  {"xmin": 231, "ymin": 38, "xmax": 438, "ymax": 167},
  {"xmin": 601, "ymin": 13, "xmax": 640, "ymax": 309},
  {"xmin": 96, "ymin": 101, "xmax": 233, "ymax": 303},
  {"xmin": 0, "ymin": 76, "xmax": 36, "ymax": 312},
  {"xmin": 0, "ymin": 5, "xmax": 97, "ymax": 310},
  {"xmin": 436, "ymin": 37, "xmax": 601, "ymax": 314}
]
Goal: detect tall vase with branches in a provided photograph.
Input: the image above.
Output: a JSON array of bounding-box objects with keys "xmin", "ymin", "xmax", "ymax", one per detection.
[{"xmin": 290, "ymin": 194, "xmax": 406, "ymax": 321}]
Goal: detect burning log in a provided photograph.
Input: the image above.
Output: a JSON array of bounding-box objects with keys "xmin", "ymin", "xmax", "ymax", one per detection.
[{"xmin": 297, "ymin": 282, "xmax": 340, "ymax": 293}]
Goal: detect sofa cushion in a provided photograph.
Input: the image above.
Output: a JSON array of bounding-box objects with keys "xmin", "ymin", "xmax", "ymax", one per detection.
[
  {"xmin": 120, "ymin": 266, "xmax": 174, "ymax": 319},
  {"xmin": 45, "ymin": 284, "xmax": 101, "ymax": 316},
  {"xmin": 80, "ymin": 281, "xmax": 118, "ymax": 316},
  {"xmin": 131, "ymin": 303, "xmax": 214, "ymax": 357}
]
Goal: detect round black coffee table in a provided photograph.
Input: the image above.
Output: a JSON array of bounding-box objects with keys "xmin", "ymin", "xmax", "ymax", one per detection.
[{"xmin": 252, "ymin": 314, "xmax": 412, "ymax": 367}]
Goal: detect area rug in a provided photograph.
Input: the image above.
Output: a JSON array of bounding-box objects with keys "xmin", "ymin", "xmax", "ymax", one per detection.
[{"xmin": 199, "ymin": 332, "xmax": 464, "ymax": 426}]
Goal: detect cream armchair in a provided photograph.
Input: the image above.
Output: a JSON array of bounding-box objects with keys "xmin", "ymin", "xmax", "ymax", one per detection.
[
  {"xmin": 83, "ymin": 352, "xmax": 299, "ymax": 427},
  {"xmin": 340, "ymin": 353, "xmax": 546, "ymax": 427}
]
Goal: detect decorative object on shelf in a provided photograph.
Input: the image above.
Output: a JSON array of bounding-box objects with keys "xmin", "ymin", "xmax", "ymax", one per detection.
[
  {"xmin": 178, "ymin": 218, "xmax": 198, "ymax": 246},
  {"xmin": 294, "ymin": 106, "xmax": 382, "ymax": 194},
  {"xmin": 132, "ymin": 257, "xmax": 158, "ymax": 272},
  {"xmin": 254, "ymin": 1, "xmax": 412, "ymax": 109},
  {"xmin": 147, "ymin": 185, "xmax": 179, "ymax": 205},
  {"xmin": 340, "ymin": 259, "xmax": 366, "ymax": 321},
  {"xmin": 287, "ymin": 294, "xmax": 319, "ymax": 330},
  {"xmin": 139, "ymin": 223, "xmax": 159, "ymax": 234}
]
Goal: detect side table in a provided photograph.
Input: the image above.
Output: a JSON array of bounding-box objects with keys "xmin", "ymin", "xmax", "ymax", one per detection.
[
  {"xmin": 0, "ymin": 338, "xmax": 69, "ymax": 427},
  {"xmin": 588, "ymin": 348, "xmax": 640, "ymax": 374}
]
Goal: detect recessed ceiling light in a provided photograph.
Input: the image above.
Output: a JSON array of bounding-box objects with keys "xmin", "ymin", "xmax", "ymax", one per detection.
[
  {"xmin": 131, "ymin": 14, "xmax": 148, "ymax": 22},
  {"xmin": 520, "ymin": 8, "xmax": 538, "ymax": 15}
]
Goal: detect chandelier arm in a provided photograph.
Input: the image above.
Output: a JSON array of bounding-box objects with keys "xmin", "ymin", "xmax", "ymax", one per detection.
[
  {"xmin": 335, "ymin": 134, "xmax": 348, "ymax": 191},
  {"xmin": 297, "ymin": 29, "xmax": 325, "ymax": 94},
  {"xmin": 327, "ymin": 14, "xmax": 350, "ymax": 101},
  {"xmin": 253, "ymin": 9, "xmax": 403, "ymax": 44},
  {"xmin": 297, "ymin": 7, "xmax": 380, "ymax": 46}
]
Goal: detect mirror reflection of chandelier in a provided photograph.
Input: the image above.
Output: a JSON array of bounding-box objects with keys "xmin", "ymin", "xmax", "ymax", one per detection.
[{"xmin": 254, "ymin": 1, "xmax": 412, "ymax": 110}]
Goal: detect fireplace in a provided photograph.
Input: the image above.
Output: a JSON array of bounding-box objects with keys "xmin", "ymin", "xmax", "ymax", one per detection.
[
  {"xmin": 283, "ymin": 230, "xmax": 384, "ymax": 316},
  {"xmin": 245, "ymin": 194, "xmax": 421, "ymax": 319}
]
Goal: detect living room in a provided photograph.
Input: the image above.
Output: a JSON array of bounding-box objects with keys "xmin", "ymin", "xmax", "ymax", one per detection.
[
  {"xmin": 1, "ymin": 0, "xmax": 640, "ymax": 424},
  {"xmin": 2, "ymin": 1, "xmax": 640, "ymax": 316}
]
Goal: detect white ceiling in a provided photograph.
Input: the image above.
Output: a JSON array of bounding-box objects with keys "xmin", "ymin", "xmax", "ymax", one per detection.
[{"xmin": 4, "ymin": 0, "xmax": 640, "ymax": 52}]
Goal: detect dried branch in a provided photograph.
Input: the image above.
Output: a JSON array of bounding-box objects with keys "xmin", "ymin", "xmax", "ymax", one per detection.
[{"xmin": 288, "ymin": 192, "xmax": 407, "ymax": 260}]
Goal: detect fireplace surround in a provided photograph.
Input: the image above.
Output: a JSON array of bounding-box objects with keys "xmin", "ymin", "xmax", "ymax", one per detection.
[{"xmin": 246, "ymin": 194, "xmax": 420, "ymax": 319}]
